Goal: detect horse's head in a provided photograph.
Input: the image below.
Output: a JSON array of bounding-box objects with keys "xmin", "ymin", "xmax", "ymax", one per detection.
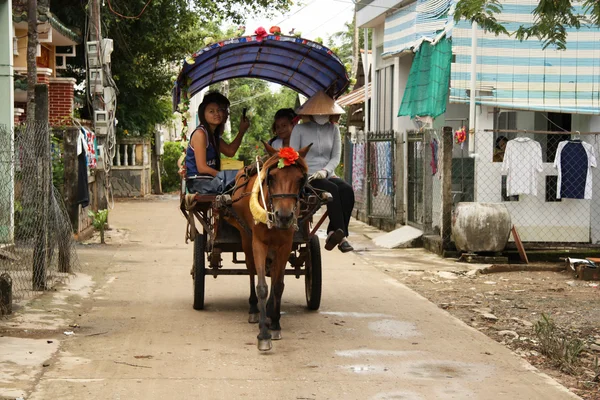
[{"xmin": 262, "ymin": 142, "xmax": 312, "ymax": 230}]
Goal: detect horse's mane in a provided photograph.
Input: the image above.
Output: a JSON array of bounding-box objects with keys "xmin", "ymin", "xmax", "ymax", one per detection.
[{"xmin": 262, "ymin": 150, "xmax": 308, "ymax": 173}]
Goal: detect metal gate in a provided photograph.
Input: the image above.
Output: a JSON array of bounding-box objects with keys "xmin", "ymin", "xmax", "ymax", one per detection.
[
  {"xmin": 366, "ymin": 131, "xmax": 396, "ymax": 220},
  {"xmin": 407, "ymin": 130, "xmax": 424, "ymax": 228}
]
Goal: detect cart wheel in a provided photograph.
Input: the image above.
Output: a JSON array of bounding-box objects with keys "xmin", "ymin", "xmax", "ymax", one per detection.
[
  {"xmin": 305, "ymin": 235, "xmax": 322, "ymax": 310},
  {"xmin": 193, "ymin": 235, "xmax": 206, "ymax": 310}
]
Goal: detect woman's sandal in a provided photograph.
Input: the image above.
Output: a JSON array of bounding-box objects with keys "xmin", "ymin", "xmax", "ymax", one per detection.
[
  {"xmin": 324, "ymin": 229, "xmax": 345, "ymax": 251},
  {"xmin": 338, "ymin": 241, "xmax": 354, "ymax": 253}
]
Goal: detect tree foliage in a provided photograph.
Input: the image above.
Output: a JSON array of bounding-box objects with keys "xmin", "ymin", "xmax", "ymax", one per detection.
[
  {"xmin": 454, "ymin": 0, "xmax": 600, "ymax": 50},
  {"xmin": 50, "ymin": 0, "xmax": 292, "ymax": 136},
  {"xmin": 221, "ymin": 79, "xmax": 297, "ymax": 163}
]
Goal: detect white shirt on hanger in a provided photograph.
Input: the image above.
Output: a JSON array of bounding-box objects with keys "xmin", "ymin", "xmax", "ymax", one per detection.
[{"xmin": 502, "ymin": 137, "xmax": 543, "ymax": 196}]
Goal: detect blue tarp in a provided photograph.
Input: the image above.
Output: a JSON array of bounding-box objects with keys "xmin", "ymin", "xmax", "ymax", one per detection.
[{"xmin": 173, "ymin": 35, "xmax": 350, "ymax": 111}]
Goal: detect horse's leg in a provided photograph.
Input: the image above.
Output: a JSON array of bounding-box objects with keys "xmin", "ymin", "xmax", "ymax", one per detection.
[
  {"xmin": 248, "ymin": 274, "xmax": 259, "ymax": 323},
  {"xmin": 252, "ymin": 238, "xmax": 272, "ymax": 351},
  {"xmin": 267, "ymin": 247, "xmax": 289, "ymax": 341},
  {"xmin": 242, "ymin": 234, "xmax": 259, "ymax": 324}
]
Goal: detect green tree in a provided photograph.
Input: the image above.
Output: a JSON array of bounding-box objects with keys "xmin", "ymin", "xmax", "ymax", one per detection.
[
  {"xmin": 221, "ymin": 79, "xmax": 297, "ymax": 164},
  {"xmin": 50, "ymin": 0, "xmax": 292, "ymax": 136},
  {"xmin": 454, "ymin": 0, "xmax": 600, "ymax": 50}
]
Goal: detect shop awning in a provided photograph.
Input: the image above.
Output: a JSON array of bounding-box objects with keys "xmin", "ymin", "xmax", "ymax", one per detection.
[{"xmin": 337, "ymin": 83, "xmax": 371, "ymax": 107}]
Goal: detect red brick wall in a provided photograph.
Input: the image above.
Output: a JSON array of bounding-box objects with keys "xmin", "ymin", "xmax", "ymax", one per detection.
[
  {"xmin": 49, "ymin": 79, "xmax": 75, "ymax": 127},
  {"xmin": 13, "ymin": 76, "xmax": 75, "ymax": 126}
]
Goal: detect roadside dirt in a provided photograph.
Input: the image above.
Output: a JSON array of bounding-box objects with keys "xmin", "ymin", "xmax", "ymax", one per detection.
[{"xmin": 389, "ymin": 265, "xmax": 600, "ymax": 399}]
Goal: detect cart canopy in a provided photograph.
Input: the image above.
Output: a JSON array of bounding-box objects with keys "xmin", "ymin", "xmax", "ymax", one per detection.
[{"xmin": 173, "ymin": 35, "xmax": 350, "ymax": 111}]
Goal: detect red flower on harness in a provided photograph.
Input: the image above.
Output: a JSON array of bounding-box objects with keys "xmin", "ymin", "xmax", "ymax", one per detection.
[
  {"xmin": 277, "ymin": 147, "xmax": 299, "ymax": 169},
  {"xmin": 269, "ymin": 26, "xmax": 282, "ymax": 36}
]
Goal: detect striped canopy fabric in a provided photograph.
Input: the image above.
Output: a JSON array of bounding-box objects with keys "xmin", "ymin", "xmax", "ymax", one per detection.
[
  {"xmin": 173, "ymin": 35, "xmax": 349, "ymax": 111},
  {"xmin": 450, "ymin": 0, "xmax": 600, "ymax": 115},
  {"xmin": 382, "ymin": 0, "xmax": 454, "ymax": 57}
]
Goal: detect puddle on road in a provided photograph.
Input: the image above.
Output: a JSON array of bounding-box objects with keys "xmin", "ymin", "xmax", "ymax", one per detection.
[
  {"xmin": 371, "ymin": 391, "xmax": 424, "ymax": 400},
  {"xmin": 320, "ymin": 311, "xmax": 393, "ymax": 319},
  {"xmin": 348, "ymin": 364, "xmax": 391, "ymax": 374},
  {"xmin": 368, "ymin": 319, "xmax": 420, "ymax": 339},
  {"xmin": 342, "ymin": 358, "xmax": 493, "ymax": 383},
  {"xmin": 336, "ymin": 349, "xmax": 425, "ymax": 358}
]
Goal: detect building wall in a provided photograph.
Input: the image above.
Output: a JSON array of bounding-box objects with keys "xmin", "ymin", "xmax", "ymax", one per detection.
[
  {"xmin": 474, "ymin": 106, "xmax": 599, "ymax": 242},
  {"xmin": 13, "ymin": 29, "xmax": 56, "ymax": 74}
]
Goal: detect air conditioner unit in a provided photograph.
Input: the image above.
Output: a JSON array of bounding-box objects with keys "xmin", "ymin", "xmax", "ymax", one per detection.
[{"xmin": 94, "ymin": 110, "xmax": 108, "ymax": 127}]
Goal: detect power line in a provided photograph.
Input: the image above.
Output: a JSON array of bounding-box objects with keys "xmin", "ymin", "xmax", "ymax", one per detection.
[
  {"xmin": 106, "ymin": 0, "xmax": 153, "ymax": 19},
  {"xmin": 276, "ymin": 0, "xmax": 319, "ymax": 26},
  {"xmin": 304, "ymin": 4, "xmax": 354, "ymax": 36},
  {"xmin": 332, "ymin": 0, "xmax": 404, "ymax": 13}
]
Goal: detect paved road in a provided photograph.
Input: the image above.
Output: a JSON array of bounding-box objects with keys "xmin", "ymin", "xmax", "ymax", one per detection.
[{"xmin": 23, "ymin": 198, "xmax": 577, "ymax": 399}]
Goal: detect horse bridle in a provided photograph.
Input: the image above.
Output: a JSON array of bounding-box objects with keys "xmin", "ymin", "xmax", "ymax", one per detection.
[{"xmin": 264, "ymin": 165, "xmax": 307, "ymax": 230}]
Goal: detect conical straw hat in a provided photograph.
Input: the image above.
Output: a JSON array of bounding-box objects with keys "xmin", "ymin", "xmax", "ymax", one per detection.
[{"xmin": 297, "ymin": 90, "xmax": 345, "ymax": 115}]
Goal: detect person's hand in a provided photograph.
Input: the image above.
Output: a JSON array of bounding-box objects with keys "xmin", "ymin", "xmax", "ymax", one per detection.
[
  {"xmin": 310, "ymin": 169, "xmax": 327, "ymax": 181},
  {"xmin": 178, "ymin": 164, "xmax": 186, "ymax": 178},
  {"xmin": 239, "ymin": 116, "xmax": 250, "ymax": 135}
]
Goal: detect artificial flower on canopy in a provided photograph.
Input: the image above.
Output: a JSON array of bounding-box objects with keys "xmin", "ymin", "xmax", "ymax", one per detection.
[{"xmin": 255, "ymin": 27, "xmax": 268, "ymax": 41}]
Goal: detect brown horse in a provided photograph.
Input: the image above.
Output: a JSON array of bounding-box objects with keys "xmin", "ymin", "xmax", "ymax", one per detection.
[{"xmin": 225, "ymin": 142, "xmax": 311, "ymax": 351}]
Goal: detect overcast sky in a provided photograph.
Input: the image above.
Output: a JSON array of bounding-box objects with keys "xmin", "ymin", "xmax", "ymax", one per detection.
[{"xmin": 243, "ymin": 0, "xmax": 355, "ymax": 45}]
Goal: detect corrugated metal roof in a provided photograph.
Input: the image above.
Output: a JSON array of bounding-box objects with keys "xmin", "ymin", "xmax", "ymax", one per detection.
[{"xmin": 337, "ymin": 83, "xmax": 372, "ymax": 107}]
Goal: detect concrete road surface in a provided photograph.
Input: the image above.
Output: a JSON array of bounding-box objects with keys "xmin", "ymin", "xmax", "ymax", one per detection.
[{"xmin": 20, "ymin": 198, "xmax": 578, "ymax": 399}]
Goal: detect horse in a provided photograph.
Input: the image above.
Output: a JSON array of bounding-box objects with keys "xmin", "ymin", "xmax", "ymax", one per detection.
[{"xmin": 225, "ymin": 142, "xmax": 311, "ymax": 351}]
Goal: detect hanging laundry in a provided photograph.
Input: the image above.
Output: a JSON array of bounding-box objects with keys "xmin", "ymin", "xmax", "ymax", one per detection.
[
  {"xmin": 502, "ymin": 137, "xmax": 543, "ymax": 196},
  {"xmin": 352, "ymin": 142, "xmax": 365, "ymax": 192},
  {"xmin": 376, "ymin": 142, "xmax": 393, "ymax": 196},
  {"xmin": 76, "ymin": 128, "xmax": 90, "ymax": 207},
  {"xmin": 554, "ymin": 140, "xmax": 597, "ymax": 200},
  {"xmin": 83, "ymin": 127, "xmax": 97, "ymax": 169}
]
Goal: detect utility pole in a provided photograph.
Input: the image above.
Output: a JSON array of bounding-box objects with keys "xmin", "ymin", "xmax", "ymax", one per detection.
[
  {"xmin": 0, "ymin": 0, "xmax": 15, "ymax": 244},
  {"xmin": 87, "ymin": 0, "xmax": 114, "ymax": 211},
  {"xmin": 351, "ymin": 6, "xmax": 359, "ymax": 82}
]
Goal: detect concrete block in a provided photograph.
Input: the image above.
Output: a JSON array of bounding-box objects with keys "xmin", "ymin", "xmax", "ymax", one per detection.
[{"xmin": 373, "ymin": 225, "xmax": 423, "ymax": 249}]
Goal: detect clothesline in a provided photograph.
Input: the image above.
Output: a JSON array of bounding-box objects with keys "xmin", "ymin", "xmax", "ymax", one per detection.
[{"xmin": 484, "ymin": 129, "xmax": 600, "ymax": 135}]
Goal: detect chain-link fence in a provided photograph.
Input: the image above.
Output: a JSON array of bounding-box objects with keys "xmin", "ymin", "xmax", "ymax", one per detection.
[
  {"xmin": 475, "ymin": 131, "xmax": 600, "ymax": 248},
  {"xmin": 367, "ymin": 131, "xmax": 396, "ymax": 219},
  {"xmin": 0, "ymin": 123, "xmax": 78, "ymax": 307}
]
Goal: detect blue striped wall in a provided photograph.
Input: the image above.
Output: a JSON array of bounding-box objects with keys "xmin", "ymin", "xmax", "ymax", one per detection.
[
  {"xmin": 450, "ymin": 0, "xmax": 600, "ymax": 115},
  {"xmin": 384, "ymin": 0, "xmax": 600, "ymax": 114}
]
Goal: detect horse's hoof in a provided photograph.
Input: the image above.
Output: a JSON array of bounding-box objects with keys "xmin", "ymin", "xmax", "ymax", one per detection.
[
  {"xmin": 257, "ymin": 339, "xmax": 272, "ymax": 351},
  {"xmin": 248, "ymin": 313, "xmax": 259, "ymax": 324},
  {"xmin": 270, "ymin": 330, "xmax": 282, "ymax": 340}
]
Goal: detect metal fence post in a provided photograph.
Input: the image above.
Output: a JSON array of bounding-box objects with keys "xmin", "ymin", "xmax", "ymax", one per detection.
[
  {"xmin": 423, "ymin": 130, "xmax": 433, "ymax": 234},
  {"xmin": 33, "ymin": 84, "xmax": 49, "ymax": 291},
  {"xmin": 441, "ymin": 126, "xmax": 453, "ymax": 250}
]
